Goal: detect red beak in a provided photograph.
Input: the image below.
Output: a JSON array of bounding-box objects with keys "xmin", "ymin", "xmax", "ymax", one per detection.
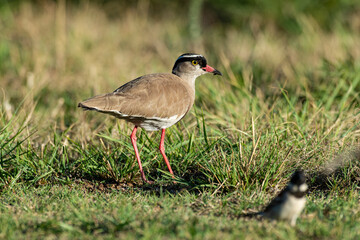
[{"xmin": 202, "ymin": 65, "xmax": 222, "ymax": 75}]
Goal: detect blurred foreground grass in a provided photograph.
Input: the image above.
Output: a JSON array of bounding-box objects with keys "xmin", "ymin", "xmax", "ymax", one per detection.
[
  {"xmin": 0, "ymin": 0, "xmax": 360, "ymax": 238},
  {"xmin": 1, "ymin": 184, "xmax": 359, "ymax": 239}
]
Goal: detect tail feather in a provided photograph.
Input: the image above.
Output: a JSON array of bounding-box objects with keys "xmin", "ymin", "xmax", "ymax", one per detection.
[
  {"xmin": 78, "ymin": 94, "xmax": 110, "ymax": 111},
  {"xmin": 78, "ymin": 102, "xmax": 97, "ymax": 111}
]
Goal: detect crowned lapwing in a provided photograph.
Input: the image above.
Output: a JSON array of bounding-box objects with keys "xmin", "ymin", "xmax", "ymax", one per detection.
[{"xmin": 78, "ymin": 53, "xmax": 222, "ymax": 183}]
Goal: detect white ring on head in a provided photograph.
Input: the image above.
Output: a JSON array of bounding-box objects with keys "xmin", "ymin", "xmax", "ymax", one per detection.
[{"xmin": 177, "ymin": 54, "xmax": 204, "ymax": 60}]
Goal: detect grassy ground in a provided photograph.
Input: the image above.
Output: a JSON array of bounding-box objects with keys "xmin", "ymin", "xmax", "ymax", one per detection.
[
  {"xmin": 1, "ymin": 1, "xmax": 360, "ymax": 239},
  {"xmin": 1, "ymin": 184, "xmax": 359, "ymax": 239}
]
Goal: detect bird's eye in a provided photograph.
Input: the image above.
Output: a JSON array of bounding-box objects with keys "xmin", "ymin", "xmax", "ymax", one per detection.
[{"xmin": 192, "ymin": 60, "xmax": 198, "ymax": 65}]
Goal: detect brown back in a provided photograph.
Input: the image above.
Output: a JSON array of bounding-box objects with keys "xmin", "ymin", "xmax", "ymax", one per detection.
[{"xmin": 79, "ymin": 73, "xmax": 195, "ymax": 119}]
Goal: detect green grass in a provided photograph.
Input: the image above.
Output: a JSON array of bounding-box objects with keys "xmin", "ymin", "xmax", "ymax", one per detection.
[
  {"xmin": 0, "ymin": 1, "xmax": 360, "ymax": 239},
  {"xmin": 0, "ymin": 185, "xmax": 359, "ymax": 239}
]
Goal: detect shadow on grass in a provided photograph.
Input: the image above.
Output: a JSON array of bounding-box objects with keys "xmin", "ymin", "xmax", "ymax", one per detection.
[{"xmin": 65, "ymin": 167, "xmax": 209, "ymax": 195}]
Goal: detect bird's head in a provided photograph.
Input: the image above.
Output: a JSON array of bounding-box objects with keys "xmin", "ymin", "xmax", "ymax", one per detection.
[{"xmin": 172, "ymin": 53, "xmax": 222, "ymax": 80}]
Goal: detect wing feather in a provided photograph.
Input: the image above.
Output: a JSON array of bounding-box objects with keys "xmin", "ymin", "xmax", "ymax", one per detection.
[{"xmin": 78, "ymin": 73, "xmax": 194, "ymax": 119}]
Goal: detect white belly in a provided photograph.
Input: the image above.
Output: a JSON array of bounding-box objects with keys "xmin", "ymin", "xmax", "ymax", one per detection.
[
  {"xmin": 264, "ymin": 193, "xmax": 306, "ymax": 226},
  {"xmin": 137, "ymin": 115, "xmax": 184, "ymax": 131},
  {"xmin": 104, "ymin": 109, "xmax": 185, "ymax": 131},
  {"xmin": 278, "ymin": 195, "xmax": 306, "ymax": 220}
]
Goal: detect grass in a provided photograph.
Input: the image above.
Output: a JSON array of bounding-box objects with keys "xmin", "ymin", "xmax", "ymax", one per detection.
[
  {"xmin": 0, "ymin": 185, "xmax": 359, "ymax": 239},
  {"xmin": 0, "ymin": 0, "xmax": 360, "ymax": 239}
]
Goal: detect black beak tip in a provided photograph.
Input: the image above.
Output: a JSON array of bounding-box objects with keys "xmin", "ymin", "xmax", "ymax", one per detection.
[{"xmin": 213, "ymin": 69, "xmax": 222, "ymax": 76}]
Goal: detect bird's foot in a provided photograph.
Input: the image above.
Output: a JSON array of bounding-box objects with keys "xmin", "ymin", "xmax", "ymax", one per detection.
[{"xmin": 143, "ymin": 179, "xmax": 154, "ymax": 184}]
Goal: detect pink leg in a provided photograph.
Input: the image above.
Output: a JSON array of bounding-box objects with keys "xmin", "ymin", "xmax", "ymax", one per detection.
[
  {"xmin": 159, "ymin": 129, "xmax": 175, "ymax": 178},
  {"xmin": 130, "ymin": 126, "xmax": 151, "ymax": 184}
]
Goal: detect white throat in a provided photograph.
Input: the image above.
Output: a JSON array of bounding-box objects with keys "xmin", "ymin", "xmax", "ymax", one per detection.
[{"xmin": 176, "ymin": 68, "xmax": 207, "ymax": 87}]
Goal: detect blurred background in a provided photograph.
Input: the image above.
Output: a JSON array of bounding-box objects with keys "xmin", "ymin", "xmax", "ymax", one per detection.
[
  {"xmin": 1, "ymin": 0, "xmax": 359, "ymax": 129},
  {"xmin": 1, "ymin": 0, "xmax": 360, "ymax": 184}
]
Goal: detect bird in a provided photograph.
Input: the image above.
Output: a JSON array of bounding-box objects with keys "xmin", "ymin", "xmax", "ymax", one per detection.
[
  {"xmin": 261, "ymin": 169, "xmax": 308, "ymax": 226},
  {"xmin": 261, "ymin": 170, "xmax": 308, "ymax": 226},
  {"xmin": 78, "ymin": 53, "xmax": 222, "ymax": 184},
  {"xmin": 240, "ymin": 170, "xmax": 307, "ymax": 225}
]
